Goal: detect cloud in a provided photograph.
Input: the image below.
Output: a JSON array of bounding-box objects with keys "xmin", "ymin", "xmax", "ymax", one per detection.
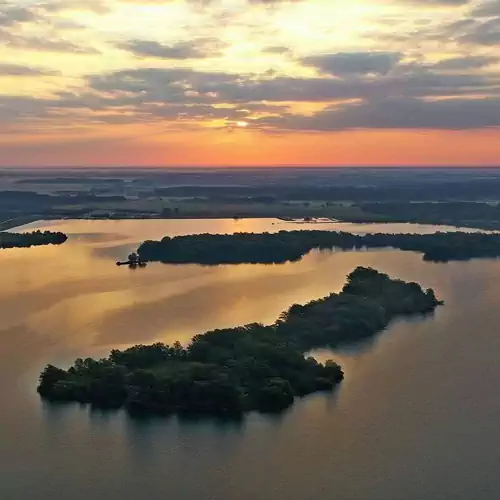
[
  {"xmin": 88, "ymin": 68, "xmax": 238, "ymax": 103},
  {"xmin": 247, "ymin": 0, "xmax": 303, "ymax": 3},
  {"xmin": 3, "ymin": 58, "xmax": 495, "ymax": 126},
  {"xmin": 263, "ymin": 45, "xmax": 291, "ymax": 54},
  {"xmin": 410, "ymin": 0, "xmax": 469, "ymax": 4},
  {"xmin": 0, "ymin": 0, "xmax": 106, "ymax": 28},
  {"xmin": 252, "ymin": 96, "xmax": 500, "ymax": 131},
  {"xmin": 2, "ymin": 0, "xmax": 500, "ymax": 139},
  {"xmin": 39, "ymin": 0, "xmax": 110, "ymax": 13},
  {"xmin": 0, "ymin": 87, "xmax": 287, "ymax": 132},
  {"xmin": 301, "ymin": 52, "xmax": 402, "ymax": 76},
  {"xmin": 377, "ymin": 2, "xmax": 500, "ymax": 48},
  {"xmin": 0, "ymin": 28, "xmax": 99, "ymax": 53},
  {"xmin": 0, "ymin": 0, "xmax": 100, "ymax": 52},
  {"xmin": 0, "ymin": 63, "xmax": 59, "ymax": 76},
  {"xmin": 472, "ymin": 0, "xmax": 500, "ymax": 17},
  {"xmin": 458, "ymin": 16, "xmax": 500, "ymax": 45},
  {"xmin": 86, "ymin": 65, "xmax": 500, "ymax": 105},
  {"xmin": 0, "ymin": 5, "xmax": 38, "ymax": 26},
  {"xmin": 431, "ymin": 55, "xmax": 499, "ymax": 69},
  {"xmin": 0, "ymin": 95, "xmax": 53, "ymax": 125},
  {"xmin": 3, "ymin": 65, "xmax": 500, "ymax": 135},
  {"xmin": 117, "ymin": 38, "xmax": 224, "ymax": 59},
  {"xmin": 414, "ymin": 1, "xmax": 500, "ymax": 46}
]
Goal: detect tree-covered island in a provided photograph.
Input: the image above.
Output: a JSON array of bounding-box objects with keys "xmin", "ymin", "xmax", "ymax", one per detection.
[
  {"xmin": 0, "ymin": 230, "xmax": 67, "ymax": 249},
  {"xmin": 136, "ymin": 230, "xmax": 500, "ymax": 264},
  {"xmin": 38, "ymin": 267, "xmax": 442, "ymax": 416}
]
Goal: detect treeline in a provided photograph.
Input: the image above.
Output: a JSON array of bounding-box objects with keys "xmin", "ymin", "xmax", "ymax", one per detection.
[
  {"xmin": 0, "ymin": 191, "xmax": 54, "ymax": 213},
  {"xmin": 137, "ymin": 230, "xmax": 500, "ymax": 265},
  {"xmin": 38, "ymin": 267, "xmax": 441, "ymax": 416},
  {"xmin": 360, "ymin": 202, "xmax": 500, "ymax": 229},
  {"xmin": 154, "ymin": 179, "xmax": 500, "ymax": 202},
  {"xmin": 0, "ymin": 190, "xmax": 126, "ymax": 220},
  {"xmin": 0, "ymin": 230, "xmax": 67, "ymax": 249}
]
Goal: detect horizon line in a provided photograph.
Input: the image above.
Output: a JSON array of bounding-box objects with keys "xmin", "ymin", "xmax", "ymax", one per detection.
[{"xmin": 2, "ymin": 164, "xmax": 500, "ymax": 170}]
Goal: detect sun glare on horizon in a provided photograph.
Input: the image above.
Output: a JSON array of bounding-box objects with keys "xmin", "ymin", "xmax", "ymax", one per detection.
[{"xmin": 0, "ymin": 0, "xmax": 499, "ymax": 166}]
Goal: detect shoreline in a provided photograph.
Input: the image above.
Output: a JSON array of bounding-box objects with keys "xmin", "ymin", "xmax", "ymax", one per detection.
[{"xmin": 4, "ymin": 214, "xmax": 490, "ymax": 232}]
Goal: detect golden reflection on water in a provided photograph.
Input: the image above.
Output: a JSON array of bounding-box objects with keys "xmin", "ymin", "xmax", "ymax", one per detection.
[
  {"xmin": 0, "ymin": 218, "xmax": 471, "ymax": 369},
  {"xmin": 6, "ymin": 219, "xmax": 500, "ymax": 500}
]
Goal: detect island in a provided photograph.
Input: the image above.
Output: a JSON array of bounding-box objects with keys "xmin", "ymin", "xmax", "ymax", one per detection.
[
  {"xmin": 0, "ymin": 230, "xmax": 67, "ymax": 249},
  {"xmin": 38, "ymin": 267, "xmax": 442, "ymax": 416},
  {"xmin": 136, "ymin": 230, "xmax": 500, "ymax": 265}
]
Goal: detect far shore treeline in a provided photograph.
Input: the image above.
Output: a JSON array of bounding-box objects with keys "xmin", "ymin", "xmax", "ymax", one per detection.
[
  {"xmin": 38, "ymin": 267, "xmax": 442, "ymax": 417},
  {"xmin": 0, "ymin": 230, "xmax": 67, "ymax": 249},
  {"xmin": 137, "ymin": 230, "xmax": 500, "ymax": 264}
]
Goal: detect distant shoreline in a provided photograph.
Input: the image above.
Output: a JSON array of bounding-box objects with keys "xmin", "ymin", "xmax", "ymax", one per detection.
[{"xmin": 4, "ymin": 214, "xmax": 488, "ymax": 233}]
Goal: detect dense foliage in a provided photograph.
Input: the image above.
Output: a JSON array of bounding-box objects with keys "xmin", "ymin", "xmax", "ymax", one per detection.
[
  {"xmin": 154, "ymin": 179, "xmax": 500, "ymax": 202},
  {"xmin": 360, "ymin": 202, "xmax": 500, "ymax": 230},
  {"xmin": 137, "ymin": 229, "xmax": 500, "ymax": 264},
  {"xmin": 0, "ymin": 230, "xmax": 67, "ymax": 249},
  {"xmin": 38, "ymin": 267, "xmax": 441, "ymax": 416}
]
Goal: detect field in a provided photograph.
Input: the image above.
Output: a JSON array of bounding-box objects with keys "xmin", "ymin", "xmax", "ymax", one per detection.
[
  {"xmin": 2, "ymin": 167, "xmax": 500, "ymax": 229},
  {"xmin": 48, "ymin": 197, "xmax": 385, "ymax": 220}
]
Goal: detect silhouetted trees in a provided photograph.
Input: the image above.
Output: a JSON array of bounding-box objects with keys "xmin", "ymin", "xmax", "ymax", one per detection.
[
  {"xmin": 0, "ymin": 230, "xmax": 67, "ymax": 249},
  {"xmin": 360, "ymin": 202, "xmax": 500, "ymax": 229},
  {"xmin": 136, "ymin": 230, "xmax": 500, "ymax": 265},
  {"xmin": 38, "ymin": 267, "xmax": 441, "ymax": 417},
  {"xmin": 152, "ymin": 180, "xmax": 500, "ymax": 203}
]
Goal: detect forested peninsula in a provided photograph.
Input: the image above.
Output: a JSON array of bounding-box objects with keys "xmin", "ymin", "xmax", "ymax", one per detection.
[
  {"xmin": 137, "ymin": 230, "xmax": 500, "ymax": 264},
  {"xmin": 38, "ymin": 267, "xmax": 442, "ymax": 416},
  {"xmin": 0, "ymin": 230, "xmax": 67, "ymax": 249}
]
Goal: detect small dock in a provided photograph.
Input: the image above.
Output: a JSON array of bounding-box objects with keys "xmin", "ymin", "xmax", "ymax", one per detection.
[{"xmin": 116, "ymin": 252, "xmax": 147, "ymax": 268}]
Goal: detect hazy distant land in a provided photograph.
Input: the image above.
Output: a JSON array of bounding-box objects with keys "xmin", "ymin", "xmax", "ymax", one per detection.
[{"xmin": 4, "ymin": 167, "xmax": 500, "ymax": 230}]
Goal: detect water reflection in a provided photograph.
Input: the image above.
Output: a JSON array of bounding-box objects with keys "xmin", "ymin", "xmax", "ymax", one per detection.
[
  {"xmin": 16, "ymin": 217, "xmax": 489, "ymax": 239},
  {"xmin": 4, "ymin": 219, "xmax": 500, "ymax": 500}
]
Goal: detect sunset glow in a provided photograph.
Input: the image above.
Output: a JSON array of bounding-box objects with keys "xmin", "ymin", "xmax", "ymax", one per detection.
[{"xmin": 1, "ymin": 0, "xmax": 500, "ymax": 166}]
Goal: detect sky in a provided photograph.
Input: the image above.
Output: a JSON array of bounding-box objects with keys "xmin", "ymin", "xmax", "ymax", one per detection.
[{"xmin": 1, "ymin": 0, "xmax": 500, "ymax": 167}]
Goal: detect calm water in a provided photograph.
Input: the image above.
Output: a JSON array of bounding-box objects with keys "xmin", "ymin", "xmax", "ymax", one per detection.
[{"xmin": 2, "ymin": 218, "xmax": 500, "ymax": 500}]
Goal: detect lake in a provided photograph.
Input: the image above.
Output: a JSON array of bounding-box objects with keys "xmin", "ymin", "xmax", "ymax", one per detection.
[{"xmin": 2, "ymin": 218, "xmax": 500, "ymax": 500}]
